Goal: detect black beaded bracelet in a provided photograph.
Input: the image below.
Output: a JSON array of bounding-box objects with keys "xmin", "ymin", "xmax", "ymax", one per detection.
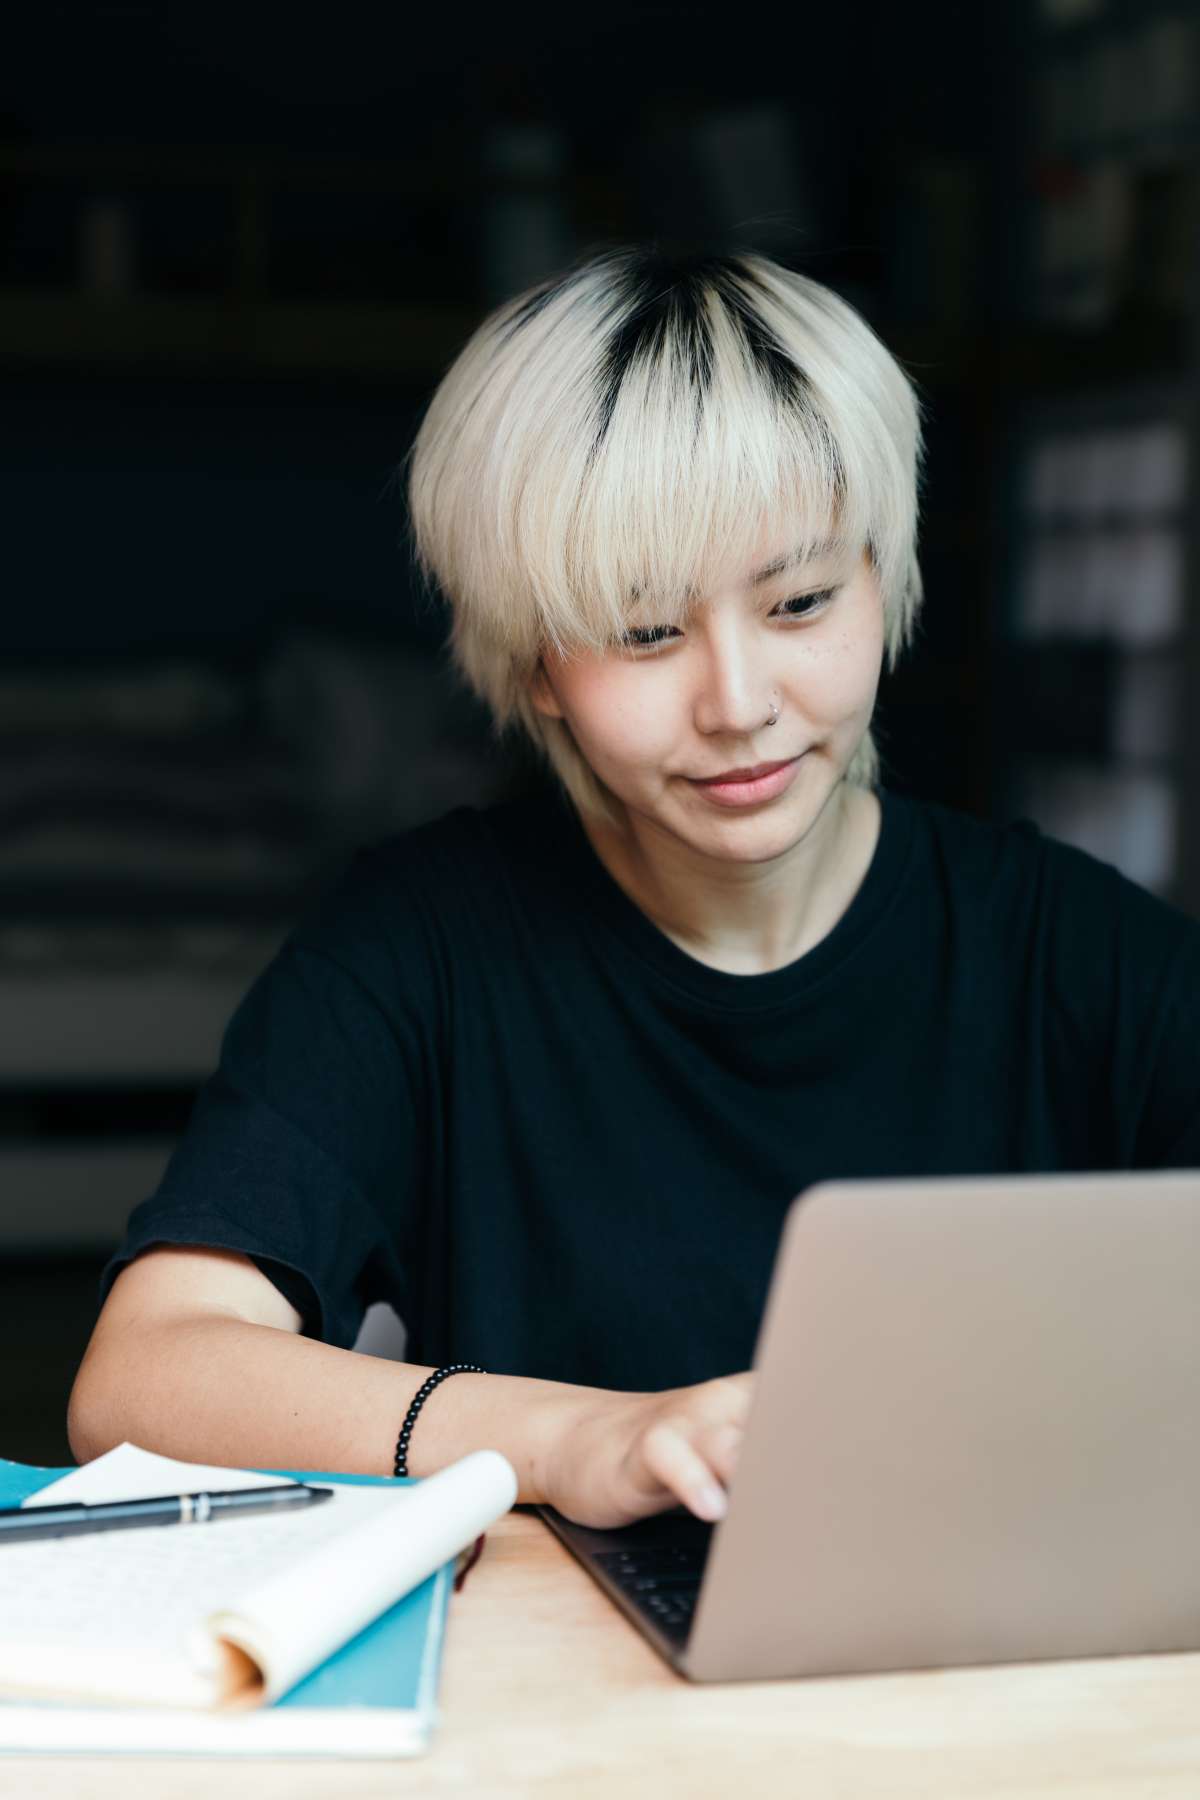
[{"xmin": 393, "ymin": 1363, "xmax": 487, "ymax": 1479}]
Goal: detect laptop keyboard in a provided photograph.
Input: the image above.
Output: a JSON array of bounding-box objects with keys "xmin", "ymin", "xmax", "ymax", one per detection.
[{"xmin": 591, "ymin": 1540, "xmax": 708, "ymax": 1646}]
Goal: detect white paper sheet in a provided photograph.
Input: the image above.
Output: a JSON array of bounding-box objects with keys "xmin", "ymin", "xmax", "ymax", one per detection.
[{"xmin": 0, "ymin": 1441, "xmax": 517, "ymax": 1708}]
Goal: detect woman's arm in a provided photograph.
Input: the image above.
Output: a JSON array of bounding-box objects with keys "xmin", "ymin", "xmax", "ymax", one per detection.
[{"xmin": 67, "ymin": 1245, "xmax": 749, "ymax": 1529}]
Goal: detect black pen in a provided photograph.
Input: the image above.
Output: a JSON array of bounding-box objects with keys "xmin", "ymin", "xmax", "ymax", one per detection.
[{"xmin": 0, "ymin": 1484, "xmax": 334, "ymax": 1544}]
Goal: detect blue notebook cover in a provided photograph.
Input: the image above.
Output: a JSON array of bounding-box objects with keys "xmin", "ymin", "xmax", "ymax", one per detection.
[{"xmin": 0, "ymin": 1458, "xmax": 454, "ymax": 1758}]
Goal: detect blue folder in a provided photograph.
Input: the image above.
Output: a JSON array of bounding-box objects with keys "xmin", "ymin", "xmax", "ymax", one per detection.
[{"xmin": 0, "ymin": 1458, "xmax": 454, "ymax": 1758}]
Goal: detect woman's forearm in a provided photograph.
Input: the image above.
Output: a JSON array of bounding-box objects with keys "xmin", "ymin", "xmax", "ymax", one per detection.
[{"xmin": 66, "ymin": 1315, "xmax": 589, "ymax": 1503}]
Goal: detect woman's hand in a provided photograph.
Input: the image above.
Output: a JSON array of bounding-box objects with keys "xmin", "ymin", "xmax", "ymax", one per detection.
[{"xmin": 540, "ymin": 1373, "xmax": 753, "ymax": 1529}]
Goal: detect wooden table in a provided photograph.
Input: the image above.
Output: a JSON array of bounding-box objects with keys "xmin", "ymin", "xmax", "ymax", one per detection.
[{"xmin": 12, "ymin": 1509, "xmax": 1200, "ymax": 1796}]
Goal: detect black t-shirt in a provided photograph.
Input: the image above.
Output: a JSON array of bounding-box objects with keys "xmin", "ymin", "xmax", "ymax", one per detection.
[{"xmin": 100, "ymin": 779, "xmax": 1200, "ymax": 1392}]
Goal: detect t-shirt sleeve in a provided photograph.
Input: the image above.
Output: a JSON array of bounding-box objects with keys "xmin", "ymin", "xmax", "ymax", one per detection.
[
  {"xmin": 1122, "ymin": 897, "xmax": 1200, "ymax": 1169},
  {"xmin": 1038, "ymin": 833, "xmax": 1200, "ymax": 1169},
  {"xmin": 98, "ymin": 857, "xmax": 435, "ymax": 1349}
]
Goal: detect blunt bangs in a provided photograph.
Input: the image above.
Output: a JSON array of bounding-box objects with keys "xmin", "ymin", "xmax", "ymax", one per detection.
[{"xmin": 405, "ymin": 247, "xmax": 927, "ymax": 826}]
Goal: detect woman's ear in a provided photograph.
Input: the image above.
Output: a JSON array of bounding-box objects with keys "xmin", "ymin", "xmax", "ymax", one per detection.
[{"xmin": 528, "ymin": 656, "xmax": 565, "ymax": 721}]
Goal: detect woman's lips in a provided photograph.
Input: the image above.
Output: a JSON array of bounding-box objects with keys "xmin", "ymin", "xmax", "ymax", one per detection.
[
  {"xmin": 688, "ymin": 756, "xmax": 803, "ymax": 807},
  {"xmin": 697, "ymin": 758, "xmax": 794, "ymax": 783}
]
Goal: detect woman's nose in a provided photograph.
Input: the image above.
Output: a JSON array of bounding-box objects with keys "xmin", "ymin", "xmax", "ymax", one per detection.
[{"xmin": 690, "ymin": 631, "xmax": 773, "ymax": 738}]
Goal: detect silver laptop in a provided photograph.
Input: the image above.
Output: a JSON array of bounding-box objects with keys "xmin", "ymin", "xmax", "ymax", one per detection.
[{"xmin": 539, "ymin": 1171, "xmax": 1200, "ymax": 1681}]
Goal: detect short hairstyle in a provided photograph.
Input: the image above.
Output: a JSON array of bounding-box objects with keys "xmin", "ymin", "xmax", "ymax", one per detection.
[{"xmin": 405, "ymin": 246, "xmax": 928, "ymax": 828}]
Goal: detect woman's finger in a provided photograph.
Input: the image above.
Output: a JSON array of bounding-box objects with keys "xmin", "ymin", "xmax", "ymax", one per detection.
[{"xmin": 638, "ymin": 1419, "xmax": 728, "ymax": 1522}]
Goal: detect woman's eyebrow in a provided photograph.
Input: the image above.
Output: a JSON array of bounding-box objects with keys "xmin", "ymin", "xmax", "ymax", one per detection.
[
  {"xmin": 748, "ymin": 538, "xmax": 840, "ymax": 585},
  {"xmin": 630, "ymin": 536, "xmax": 845, "ymax": 609}
]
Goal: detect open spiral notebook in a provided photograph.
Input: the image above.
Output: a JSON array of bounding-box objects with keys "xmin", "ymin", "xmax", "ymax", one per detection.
[{"xmin": 0, "ymin": 1441, "xmax": 516, "ymax": 1758}]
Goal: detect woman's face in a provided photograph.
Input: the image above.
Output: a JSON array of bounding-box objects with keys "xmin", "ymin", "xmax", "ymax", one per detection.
[{"xmin": 529, "ymin": 534, "xmax": 885, "ymax": 864}]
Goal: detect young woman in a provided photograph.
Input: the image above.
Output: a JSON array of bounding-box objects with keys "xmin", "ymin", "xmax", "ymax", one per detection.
[{"xmin": 68, "ymin": 247, "xmax": 1200, "ymax": 1530}]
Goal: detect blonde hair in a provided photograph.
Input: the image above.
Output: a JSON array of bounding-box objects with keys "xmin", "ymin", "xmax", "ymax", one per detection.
[{"xmin": 405, "ymin": 247, "xmax": 928, "ymax": 828}]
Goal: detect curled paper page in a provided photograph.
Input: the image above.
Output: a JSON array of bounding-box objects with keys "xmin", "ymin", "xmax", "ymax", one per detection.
[{"xmin": 199, "ymin": 1449, "xmax": 517, "ymax": 1705}]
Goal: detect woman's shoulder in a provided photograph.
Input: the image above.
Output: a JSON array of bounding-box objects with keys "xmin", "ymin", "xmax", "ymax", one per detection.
[
  {"xmin": 285, "ymin": 776, "xmax": 569, "ymax": 962},
  {"xmin": 893, "ymin": 786, "xmax": 1200, "ymax": 961}
]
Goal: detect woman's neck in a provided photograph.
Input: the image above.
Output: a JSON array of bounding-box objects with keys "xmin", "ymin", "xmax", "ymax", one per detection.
[{"xmin": 578, "ymin": 781, "xmax": 882, "ymax": 978}]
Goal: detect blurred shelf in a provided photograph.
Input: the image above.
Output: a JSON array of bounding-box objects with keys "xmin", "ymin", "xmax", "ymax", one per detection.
[
  {"xmin": 0, "ymin": 287, "xmax": 1187, "ymax": 385},
  {"xmin": 0, "ymin": 142, "xmax": 477, "ymax": 195},
  {"xmin": 891, "ymin": 319, "xmax": 1189, "ymax": 390},
  {"xmin": 0, "ymin": 1140, "xmax": 176, "ymax": 1250},
  {"xmin": 0, "ymin": 948, "xmax": 287, "ymax": 1084},
  {"xmin": 0, "ymin": 875, "xmax": 319, "ymax": 924},
  {"xmin": 0, "ymin": 288, "xmax": 482, "ymax": 379}
]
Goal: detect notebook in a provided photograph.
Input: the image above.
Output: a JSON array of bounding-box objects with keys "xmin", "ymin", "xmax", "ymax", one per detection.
[{"xmin": 0, "ymin": 1441, "xmax": 517, "ymax": 1757}]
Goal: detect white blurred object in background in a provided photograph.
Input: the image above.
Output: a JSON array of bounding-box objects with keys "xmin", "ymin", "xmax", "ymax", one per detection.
[{"xmin": 1016, "ymin": 762, "xmax": 1177, "ymax": 896}]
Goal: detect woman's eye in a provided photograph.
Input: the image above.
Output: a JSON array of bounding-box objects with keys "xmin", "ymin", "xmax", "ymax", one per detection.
[
  {"xmin": 620, "ymin": 587, "xmax": 836, "ymax": 650},
  {"xmin": 774, "ymin": 588, "xmax": 836, "ymax": 619},
  {"xmin": 621, "ymin": 625, "xmax": 679, "ymax": 650}
]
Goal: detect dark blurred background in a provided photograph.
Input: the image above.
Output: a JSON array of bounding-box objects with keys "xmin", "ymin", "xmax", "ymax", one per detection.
[{"xmin": 2, "ymin": 0, "xmax": 1198, "ymax": 1464}]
